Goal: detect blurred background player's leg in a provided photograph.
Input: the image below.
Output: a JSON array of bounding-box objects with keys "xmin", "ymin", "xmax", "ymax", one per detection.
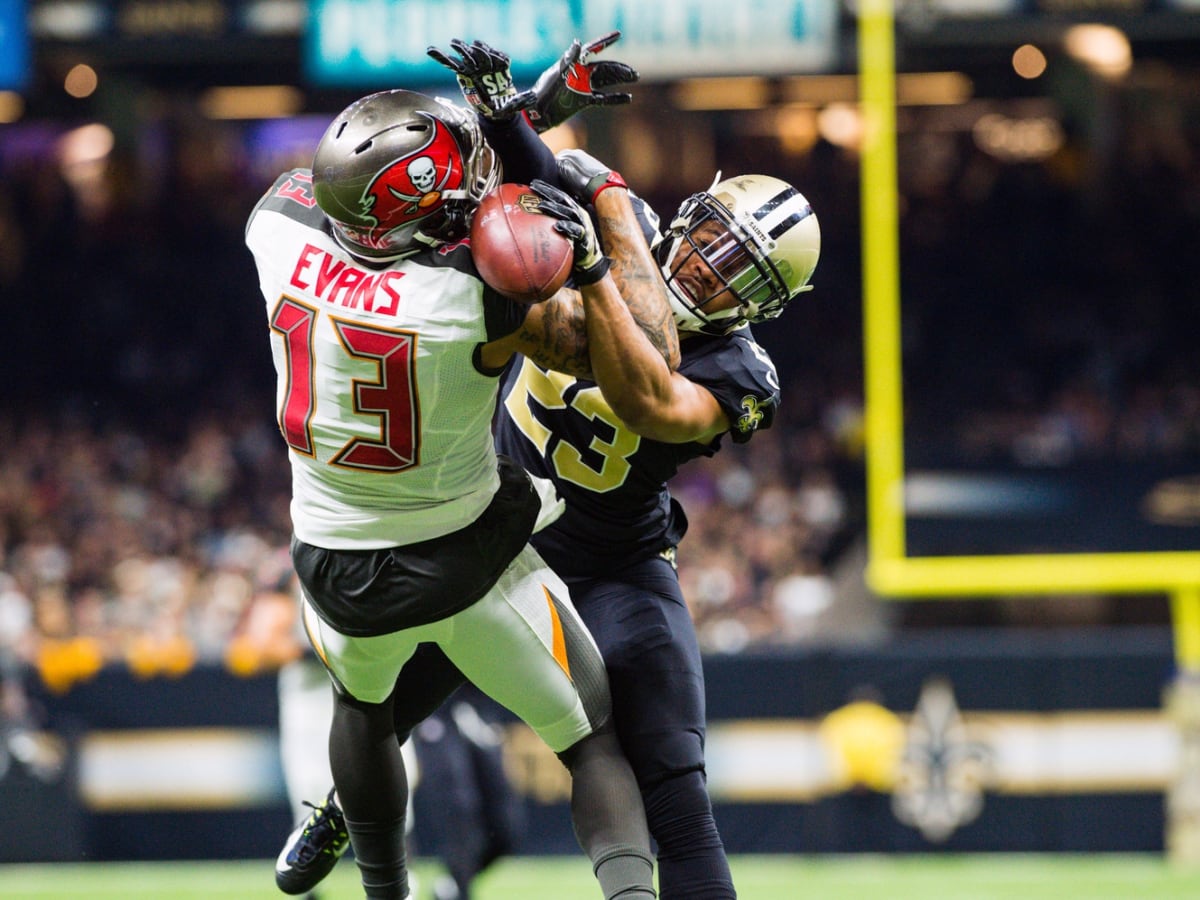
[
  {"xmin": 279, "ymin": 656, "xmax": 336, "ymax": 829},
  {"xmin": 413, "ymin": 688, "xmax": 524, "ymax": 900},
  {"xmin": 278, "ymin": 654, "xmax": 420, "ymax": 898}
]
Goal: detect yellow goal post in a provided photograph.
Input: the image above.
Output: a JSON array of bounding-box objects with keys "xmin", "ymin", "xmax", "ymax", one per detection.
[{"xmin": 856, "ymin": 0, "xmax": 1200, "ymax": 671}]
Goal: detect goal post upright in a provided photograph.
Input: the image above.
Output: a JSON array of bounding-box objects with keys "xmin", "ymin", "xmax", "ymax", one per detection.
[{"xmin": 855, "ymin": 0, "xmax": 1200, "ymax": 860}]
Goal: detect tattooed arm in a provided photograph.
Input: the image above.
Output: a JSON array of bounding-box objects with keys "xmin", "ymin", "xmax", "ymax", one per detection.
[
  {"xmin": 479, "ymin": 188, "xmax": 679, "ymax": 379},
  {"xmin": 491, "ymin": 179, "xmax": 722, "ymax": 444},
  {"xmin": 577, "ymin": 188, "xmax": 727, "ymax": 444},
  {"xmin": 487, "ymin": 288, "xmax": 593, "ymax": 378},
  {"xmin": 594, "ymin": 189, "xmax": 680, "ymax": 371}
]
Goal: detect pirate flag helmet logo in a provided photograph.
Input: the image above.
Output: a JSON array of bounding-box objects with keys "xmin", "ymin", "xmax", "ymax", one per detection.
[{"xmin": 312, "ymin": 90, "xmax": 500, "ymax": 260}]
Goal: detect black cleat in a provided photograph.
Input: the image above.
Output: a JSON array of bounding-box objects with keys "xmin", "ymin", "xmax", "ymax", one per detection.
[{"xmin": 275, "ymin": 789, "xmax": 349, "ymax": 895}]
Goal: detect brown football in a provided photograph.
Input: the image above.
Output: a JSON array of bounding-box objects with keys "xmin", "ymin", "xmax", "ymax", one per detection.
[{"xmin": 470, "ymin": 183, "xmax": 573, "ymax": 304}]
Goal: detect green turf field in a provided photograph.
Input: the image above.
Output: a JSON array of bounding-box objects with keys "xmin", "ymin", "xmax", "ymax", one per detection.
[{"xmin": 5, "ymin": 854, "xmax": 1200, "ymax": 899}]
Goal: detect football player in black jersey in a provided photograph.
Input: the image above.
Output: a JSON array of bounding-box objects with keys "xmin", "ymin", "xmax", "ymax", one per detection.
[
  {"xmin": 275, "ymin": 36, "xmax": 819, "ymax": 900},
  {"xmin": 500, "ymin": 166, "xmax": 819, "ymax": 900}
]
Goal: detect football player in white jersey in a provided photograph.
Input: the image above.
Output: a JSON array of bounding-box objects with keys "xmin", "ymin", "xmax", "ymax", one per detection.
[
  {"xmin": 246, "ymin": 87, "xmax": 680, "ymax": 900},
  {"xmin": 269, "ymin": 36, "xmax": 821, "ymax": 900}
]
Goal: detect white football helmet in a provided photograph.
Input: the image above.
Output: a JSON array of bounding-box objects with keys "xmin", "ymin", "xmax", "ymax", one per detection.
[{"xmin": 657, "ymin": 174, "xmax": 820, "ymax": 335}]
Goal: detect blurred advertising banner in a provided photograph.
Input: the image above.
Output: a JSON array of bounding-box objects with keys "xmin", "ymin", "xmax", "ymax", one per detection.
[
  {"xmin": 29, "ymin": 0, "xmax": 305, "ymax": 40},
  {"xmin": 4, "ymin": 632, "xmax": 1178, "ymax": 861},
  {"xmin": 305, "ymin": 0, "xmax": 840, "ymax": 86},
  {"xmin": 903, "ymin": 460, "xmax": 1200, "ymax": 557}
]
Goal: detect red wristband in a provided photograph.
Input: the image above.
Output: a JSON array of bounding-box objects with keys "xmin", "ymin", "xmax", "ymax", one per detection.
[{"xmin": 591, "ymin": 171, "xmax": 628, "ymax": 204}]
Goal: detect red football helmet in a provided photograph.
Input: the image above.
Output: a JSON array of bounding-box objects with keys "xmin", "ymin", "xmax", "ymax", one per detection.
[{"xmin": 312, "ymin": 90, "xmax": 501, "ymax": 260}]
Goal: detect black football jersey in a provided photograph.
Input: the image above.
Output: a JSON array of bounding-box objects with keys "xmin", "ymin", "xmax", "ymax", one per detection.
[{"xmin": 494, "ymin": 328, "xmax": 780, "ymax": 578}]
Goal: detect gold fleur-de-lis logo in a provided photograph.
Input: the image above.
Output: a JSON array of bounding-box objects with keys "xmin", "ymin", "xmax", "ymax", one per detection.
[
  {"xmin": 892, "ymin": 677, "xmax": 994, "ymax": 843},
  {"xmin": 737, "ymin": 395, "xmax": 765, "ymax": 433}
]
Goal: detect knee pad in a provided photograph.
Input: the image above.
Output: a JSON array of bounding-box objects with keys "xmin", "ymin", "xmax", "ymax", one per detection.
[{"xmin": 623, "ymin": 729, "xmax": 704, "ymax": 789}]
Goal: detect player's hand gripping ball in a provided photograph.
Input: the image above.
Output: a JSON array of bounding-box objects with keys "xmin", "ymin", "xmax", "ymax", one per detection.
[{"xmin": 470, "ymin": 183, "xmax": 574, "ymax": 304}]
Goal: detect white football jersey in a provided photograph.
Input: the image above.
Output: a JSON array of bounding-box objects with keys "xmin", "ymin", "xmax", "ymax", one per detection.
[{"xmin": 245, "ymin": 169, "xmax": 526, "ymax": 549}]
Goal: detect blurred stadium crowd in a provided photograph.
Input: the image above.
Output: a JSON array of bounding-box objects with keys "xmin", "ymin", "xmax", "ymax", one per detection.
[{"xmin": 1, "ymin": 68, "xmax": 1199, "ymax": 697}]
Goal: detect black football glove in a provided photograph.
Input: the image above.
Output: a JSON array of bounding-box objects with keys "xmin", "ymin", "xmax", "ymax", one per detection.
[
  {"xmin": 524, "ymin": 31, "xmax": 639, "ymax": 134},
  {"xmin": 556, "ymin": 148, "xmax": 628, "ymax": 206},
  {"xmin": 426, "ymin": 39, "xmax": 536, "ymax": 122},
  {"xmin": 529, "ymin": 179, "xmax": 610, "ymax": 286}
]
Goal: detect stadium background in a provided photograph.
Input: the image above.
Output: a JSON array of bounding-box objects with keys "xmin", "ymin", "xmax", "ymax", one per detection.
[{"xmin": 2, "ymin": 0, "xmax": 1200, "ymax": 871}]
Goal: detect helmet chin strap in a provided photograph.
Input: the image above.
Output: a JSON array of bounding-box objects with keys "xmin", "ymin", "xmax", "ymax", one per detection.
[{"xmin": 707, "ymin": 305, "xmax": 746, "ymax": 327}]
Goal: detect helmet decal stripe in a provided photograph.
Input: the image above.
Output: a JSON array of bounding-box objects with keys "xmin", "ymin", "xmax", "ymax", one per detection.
[
  {"xmin": 752, "ymin": 186, "xmax": 800, "ymax": 220},
  {"xmin": 750, "ymin": 186, "xmax": 814, "ymax": 240},
  {"xmin": 768, "ymin": 204, "xmax": 813, "ymax": 241}
]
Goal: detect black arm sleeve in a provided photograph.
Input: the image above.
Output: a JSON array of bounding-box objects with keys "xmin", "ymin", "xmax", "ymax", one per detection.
[{"xmin": 481, "ymin": 116, "xmax": 559, "ymax": 187}]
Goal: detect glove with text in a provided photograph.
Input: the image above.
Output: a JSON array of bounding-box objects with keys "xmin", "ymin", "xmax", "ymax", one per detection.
[
  {"xmin": 556, "ymin": 148, "xmax": 628, "ymax": 206},
  {"xmin": 529, "ymin": 179, "xmax": 610, "ymax": 286},
  {"xmin": 426, "ymin": 39, "xmax": 535, "ymax": 122},
  {"xmin": 524, "ymin": 31, "xmax": 639, "ymax": 134}
]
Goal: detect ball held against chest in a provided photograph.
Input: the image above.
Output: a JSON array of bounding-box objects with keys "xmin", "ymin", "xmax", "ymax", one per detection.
[{"xmin": 470, "ymin": 183, "xmax": 574, "ymax": 304}]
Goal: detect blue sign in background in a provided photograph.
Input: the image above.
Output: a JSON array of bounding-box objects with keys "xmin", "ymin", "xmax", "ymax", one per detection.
[
  {"xmin": 305, "ymin": 0, "xmax": 838, "ymax": 88},
  {"xmin": 0, "ymin": 0, "xmax": 30, "ymax": 91}
]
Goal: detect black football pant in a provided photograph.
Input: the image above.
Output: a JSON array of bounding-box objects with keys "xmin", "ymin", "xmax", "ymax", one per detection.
[{"xmin": 566, "ymin": 554, "xmax": 735, "ymax": 900}]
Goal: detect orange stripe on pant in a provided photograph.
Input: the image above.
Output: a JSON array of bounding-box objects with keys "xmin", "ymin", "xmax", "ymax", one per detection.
[{"xmin": 544, "ymin": 585, "xmax": 572, "ymax": 679}]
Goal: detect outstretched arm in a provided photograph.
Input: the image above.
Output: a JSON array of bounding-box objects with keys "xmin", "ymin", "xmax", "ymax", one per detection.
[
  {"xmin": 478, "ymin": 166, "xmax": 681, "ymax": 380},
  {"xmin": 584, "ymin": 190, "xmax": 728, "ymax": 444},
  {"xmin": 426, "ymin": 33, "xmax": 638, "ymax": 188},
  {"xmin": 550, "ymin": 148, "xmax": 680, "ymax": 371},
  {"xmin": 589, "ymin": 182, "xmax": 679, "ymax": 372},
  {"xmin": 530, "ymin": 181, "xmax": 728, "ymax": 445},
  {"xmin": 482, "ymin": 290, "xmax": 592, "ymax": 378}
]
